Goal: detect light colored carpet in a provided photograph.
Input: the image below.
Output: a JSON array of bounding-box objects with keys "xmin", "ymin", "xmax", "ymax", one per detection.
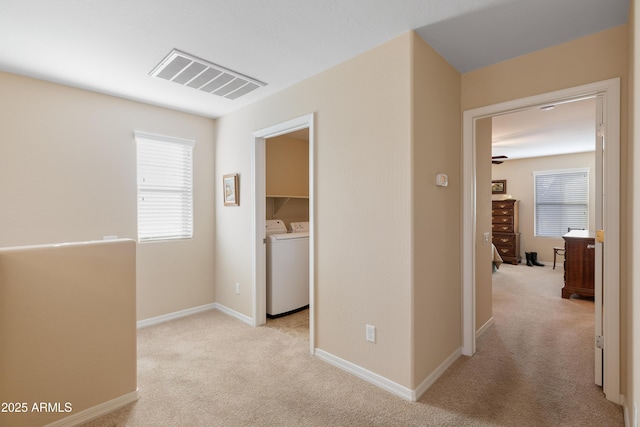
[
  {"xmin": 419, "ymin": 263, "xmax": 622, "ymax": 426},
  {"xmin": 82, "ymin": 264, "xmax": 623, "ymax": 426}
]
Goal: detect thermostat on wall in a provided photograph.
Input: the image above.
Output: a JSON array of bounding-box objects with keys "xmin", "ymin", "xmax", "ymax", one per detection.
[{"xmin": 436, "ymin": 173, "xmax": 448, "ymax": 187}]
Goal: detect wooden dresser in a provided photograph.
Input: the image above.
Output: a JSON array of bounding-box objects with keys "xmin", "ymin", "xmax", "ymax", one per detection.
[
  {"xmin": 562, "ymin": 230, "xmax": 595, "ymax": 299},
  {"xmin": 492, "ymin": 199, "xmax": 521, "ymax": 265}
]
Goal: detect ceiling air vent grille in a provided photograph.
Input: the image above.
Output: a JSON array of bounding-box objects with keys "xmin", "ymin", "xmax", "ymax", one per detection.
[{"xmin": 150, "ymin": 49, "xmax": 266, "ymax": 100}]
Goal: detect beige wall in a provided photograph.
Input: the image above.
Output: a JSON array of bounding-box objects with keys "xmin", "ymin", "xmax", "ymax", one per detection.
[
  {"xmin": 492, "ymin": 152, "xmax": 596, "ymax": 263},
  {"xmin": 265, "ymin": 134, "xmax": 310, "ymax": 229},
  {"xmin": 216, "ymin": 31, "xmax": 463, "ymax": 391},
  {"xmin": 0, "ymin": 240, "xmax": 136, "ymax": 426},
  {"xmin": 475, "ymin": 118, "xmax": 493, "ymax": 331},
  {"xmin": 462, "ymin": 26, "xmax": 628, "ymax": 111},
  {"xmin": 0, "ymin": 72, "xmax": 216, "ymax": 321},
  {"xmin": 411, "ymin": 33, "xmax": 462, "ymax": 387},
  {"xmin": 215, "ymin": 33, "xmax": 415, "ymax": 387},
  {"xmin": 463, "ymin": 24, "xmax": 628, "ymax": 398},
  {"xmin": 266, "ymin": 134, "xmax": 309, "ymax": 197}
]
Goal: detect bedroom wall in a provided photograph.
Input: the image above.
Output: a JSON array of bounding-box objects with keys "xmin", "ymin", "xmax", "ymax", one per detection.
[
  {"xmin": 0, "ymin": 71, "xmax": 216, "ymax": 321},
  {"xmin": 492, "ymin": 152, "xmax": 596, "ymax": 263}
]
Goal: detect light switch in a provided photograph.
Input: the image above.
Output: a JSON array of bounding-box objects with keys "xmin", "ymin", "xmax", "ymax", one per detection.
[{"xmin": 436, "ymin": 173, "xmax": 448, "ymax": 187}]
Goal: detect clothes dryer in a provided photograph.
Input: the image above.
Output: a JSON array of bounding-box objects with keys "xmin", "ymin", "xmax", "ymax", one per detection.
[{"xmin": 265, "ymin": 220, "xmax": 309, "ymax": 317}]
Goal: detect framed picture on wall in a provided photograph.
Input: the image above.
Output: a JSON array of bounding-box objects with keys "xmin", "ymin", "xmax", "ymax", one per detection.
[
  {"xmin": 223, "ymin": 173, "xmax": 239, "ymax": 206},
  {"xmin": 492, "ymin": 179, "xmax": 507, "ymax": 195}
]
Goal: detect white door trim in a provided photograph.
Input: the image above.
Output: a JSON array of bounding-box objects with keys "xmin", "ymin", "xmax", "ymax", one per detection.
[
  {"xmin": 462, "ymin": 78, "xmax": 620, "ymax": 404},
  {"xmin": 594, "ymin": 94, "xmax": 604, "ymax": 387},
  {"xmin": 252, "ymin": 113, "xmax": 315, "ymax": 354}
]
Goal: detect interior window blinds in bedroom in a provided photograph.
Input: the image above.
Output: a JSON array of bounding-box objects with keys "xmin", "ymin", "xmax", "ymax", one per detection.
[{"xmin": 534, "ymin": 168, "xmax": 589, "ymax": 238}]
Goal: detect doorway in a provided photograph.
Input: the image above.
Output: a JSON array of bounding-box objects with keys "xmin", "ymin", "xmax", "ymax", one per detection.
[
  {"xmin": 252, "ymin": 113, "xmax": 315, "ymax": 354},
  {"xmin": 462, "ymin": 79, "xmax": 621, "ymax": 404},
  {"xmin": 264, "ymin": 128, "xmax": 310, "ymax": 336},
  {"xmin": 489, "ymin": 97, "xmax": 598, "ymax": 389}
]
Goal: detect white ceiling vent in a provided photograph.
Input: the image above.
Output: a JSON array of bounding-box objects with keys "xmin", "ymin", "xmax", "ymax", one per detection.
[{"xmin": 150, "ymin": 49, "xmax": 266, "ymax": 100}]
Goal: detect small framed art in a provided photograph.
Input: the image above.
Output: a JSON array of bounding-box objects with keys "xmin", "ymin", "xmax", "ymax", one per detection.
[
  {"xmin": 223, "ymin": 173, "xmax": 239, "ymax": 206},
  {"xmin": 491, "ymin": 179, "xmax": 506, "ymax": 195}
]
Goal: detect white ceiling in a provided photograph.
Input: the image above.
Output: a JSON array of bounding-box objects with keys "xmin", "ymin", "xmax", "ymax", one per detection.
[
  {"xmin": 492, "ymin": 97, "xmax": 597, "ymax": 161},
  {"xmin": 0, "ymin": 0, "xmax": 629, "ymax": 120}
]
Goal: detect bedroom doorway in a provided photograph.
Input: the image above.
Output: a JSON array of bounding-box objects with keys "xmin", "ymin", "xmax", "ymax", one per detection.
[
  {"xmin": 488, "ymin": 96, "xmax": 598, "ymax": 383},
  {"xmin": 462, "ymin": 79, "xmax": 620, "ymax": 404}
]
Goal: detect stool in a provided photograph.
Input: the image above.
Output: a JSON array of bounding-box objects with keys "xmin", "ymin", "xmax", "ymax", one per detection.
[{"xmin": 553, "ymin": 247, "xmax": 565, "ymax": 269}]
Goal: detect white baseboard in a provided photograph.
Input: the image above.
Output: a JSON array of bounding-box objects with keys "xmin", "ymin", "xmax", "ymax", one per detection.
[
  {"xmin": 315, "ymin": 349, "xmax": 414, "ymax": 401},
  {"xmin": 213, "ymin": 303, "xmax": 254, "ymax": 326},
  {"xmin": 137, "ymin": 302, "xmax": 255, "ymax": 329},
  {"xmin": 44, "ymin": 389, "xmax": 139, "ymax": 427},
  {"xmin": 622, "ymin": 394, "xmax": 634, "ymax": 427},
  {"xmin": 137, "ymin": 303, "xmax": 216, "ymax": 328},
  {"xmin": 414, "ymin": 347, "xmax": 462, "ymax": 400},
  {"xmin": 476, "ymin": 317, "xmax": 494, "ymax": 339},
  {"xmin": 315, "ymin": 346, "xmax": 462, "ymax": 403}
]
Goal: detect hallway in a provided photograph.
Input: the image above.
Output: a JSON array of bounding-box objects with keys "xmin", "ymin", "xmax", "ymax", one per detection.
[{"xmin": 420, "ymin": 263, "xmax": 622, "ymax": 425}]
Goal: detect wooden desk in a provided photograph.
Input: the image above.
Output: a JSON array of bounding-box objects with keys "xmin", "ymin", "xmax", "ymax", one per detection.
[{"xmin": 562, "ymin": 230, "xmax": 595, "ymax": 299}]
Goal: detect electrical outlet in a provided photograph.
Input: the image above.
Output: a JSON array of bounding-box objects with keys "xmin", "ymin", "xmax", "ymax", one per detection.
[
  {"xmin": 484, "ymin": 232, "xmax": 491, "ymax": 245},
  {"xmin": 235, "ymin": 283, "xmax": 240, "ymax": 294},
  {"xmin": 366, "ymin": 324, "xmax": 376, "ymax": 343}
]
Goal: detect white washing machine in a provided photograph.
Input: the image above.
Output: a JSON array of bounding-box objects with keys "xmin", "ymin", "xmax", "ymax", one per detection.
[{"xmin": 265, "ymin": 219, "xmax": 309, "ymax": 317}]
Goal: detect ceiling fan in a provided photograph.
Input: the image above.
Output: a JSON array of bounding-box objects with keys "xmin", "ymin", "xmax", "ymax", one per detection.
[{"xmin": 492, "ymin": 155, "xmax": 508, "ymax": 164}]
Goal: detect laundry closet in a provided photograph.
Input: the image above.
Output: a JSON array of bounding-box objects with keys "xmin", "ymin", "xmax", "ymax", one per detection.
[{"xmin": 265, "ymin": 130, "xmax": 310, "ymax": 317}]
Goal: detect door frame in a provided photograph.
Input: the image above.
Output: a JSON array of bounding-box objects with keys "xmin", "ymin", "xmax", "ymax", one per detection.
[
  {"xmin": 461, "ymin": 78, "xmax": 620, "ymax": 403},
  {"xmin": 252, "ymin": 113, "xmax": 315, "ymax": 354}
]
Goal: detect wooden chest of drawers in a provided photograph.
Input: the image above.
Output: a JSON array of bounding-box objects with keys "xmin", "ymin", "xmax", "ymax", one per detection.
[{"xmin": 492, "ymin": 199, "xmax": 520, "ymax": 264}]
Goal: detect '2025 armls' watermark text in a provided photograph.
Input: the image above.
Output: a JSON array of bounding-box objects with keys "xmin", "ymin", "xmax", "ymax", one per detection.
[{"xmin": 2, "ymin": 402, "xmax": 72, "ymax": 413}]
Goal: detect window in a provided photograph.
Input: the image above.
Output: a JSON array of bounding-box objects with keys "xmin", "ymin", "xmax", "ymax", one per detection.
[
  {"xmin": 534, "ymin": 168, "xmax": 589, "ymax": 237},
  {"xmin": 135, "ymin": 132, "xmax": 195, "ymax": 242}
]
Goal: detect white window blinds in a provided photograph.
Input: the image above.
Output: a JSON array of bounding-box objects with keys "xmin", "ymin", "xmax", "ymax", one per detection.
[
  {"xmin": 135, "ymin": 132, "xmax": 195, "ymax": 242},
  {"xmin": 534, "ymin": 168, "xmax": 589, "ymax": 237}
]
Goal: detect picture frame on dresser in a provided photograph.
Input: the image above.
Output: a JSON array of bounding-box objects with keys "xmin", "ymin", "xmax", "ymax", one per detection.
[{"xmin": 491, "ymin": 179, "xmax": 507, "ymax": 194}]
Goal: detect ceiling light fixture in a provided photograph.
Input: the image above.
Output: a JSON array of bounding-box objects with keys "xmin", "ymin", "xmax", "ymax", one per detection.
[{"xmin": 150, "ymin": 49, "xmax": 267, "ymax": 100}]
